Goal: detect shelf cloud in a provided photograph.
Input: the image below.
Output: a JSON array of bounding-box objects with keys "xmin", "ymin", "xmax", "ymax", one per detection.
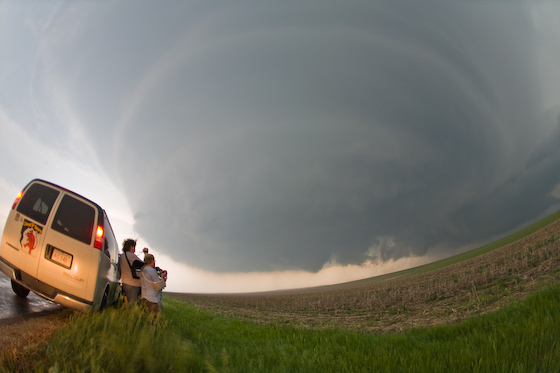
[{"xmin": 2, "ymin": 1, "xmax": 560, "ymax": 276}]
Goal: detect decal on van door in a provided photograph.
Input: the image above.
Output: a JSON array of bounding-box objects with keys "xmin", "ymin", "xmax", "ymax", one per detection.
[{"xmin": 20, "ymin": 219, "xmax": 43, "ymax": 257}]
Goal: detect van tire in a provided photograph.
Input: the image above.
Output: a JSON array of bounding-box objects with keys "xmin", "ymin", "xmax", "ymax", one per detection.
[
  {"xmin": 100, "ymin": 287, "xmax": 109, "ymax": 311},
  {"xmin": 11, "ymin": 279, "xmax": 30, "ymax": 298}
]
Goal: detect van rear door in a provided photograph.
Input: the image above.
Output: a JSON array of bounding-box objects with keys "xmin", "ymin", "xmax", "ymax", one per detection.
[
  {"xmin": 36, "ymin": 193, "xmax": 98, "ymax": 300},
  {"xmin": 2, "ymin": 182, "xmax": 60, "ymax": 278}
]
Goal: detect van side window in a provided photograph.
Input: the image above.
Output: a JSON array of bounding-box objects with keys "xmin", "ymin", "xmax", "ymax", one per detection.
[
  {"xmin": 51, "ymin": 195, "xmax": 95, "ymax": 245},
  {"xmin": 17, "ymin": 183, "xmax": 60, "ymax": 225}
]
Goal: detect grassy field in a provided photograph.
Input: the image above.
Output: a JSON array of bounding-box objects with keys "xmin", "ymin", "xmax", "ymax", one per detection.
[
  {"xmin": 169, "ymin": 210, "xmax": 560, "ymax": 333},
  {"xmin": 4, "ymin": 284, "xmax": 559, "ymax": 372},
  {"xmin": 164, "ymin": 285, "xmax": 560, "ymax": 372},
  {"xmin": 1, "ymin": 210, "xmax": 559, "ymax": 372}
]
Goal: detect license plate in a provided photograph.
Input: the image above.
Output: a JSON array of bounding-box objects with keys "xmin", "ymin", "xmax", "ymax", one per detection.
[{"xmin": 51, "ymin": 248, "xmax": 73, "ymax": 269}]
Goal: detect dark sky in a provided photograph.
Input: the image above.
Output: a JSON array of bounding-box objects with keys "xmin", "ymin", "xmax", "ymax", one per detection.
[{"xmin": 2, "ymin": 1, "xmax": 560, "ymax": 278}]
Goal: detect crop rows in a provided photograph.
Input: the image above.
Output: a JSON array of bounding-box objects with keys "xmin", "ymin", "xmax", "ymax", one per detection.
[{"xmin": 168, "ymin": 218, "xmax": 560, "ymax": 333}]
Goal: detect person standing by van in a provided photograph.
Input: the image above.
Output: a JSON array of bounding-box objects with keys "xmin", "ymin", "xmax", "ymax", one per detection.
[
  {"xmin": 119, "ymin": 239, "xmax": 143, "ymax": 305},
  {"xmin": 140, "ymin": 254, "xmax": 167, "ymax": 313}
]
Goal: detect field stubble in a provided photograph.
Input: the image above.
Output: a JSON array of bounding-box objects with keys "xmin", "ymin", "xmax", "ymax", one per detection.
[{"xmin": 169, "ymin": 218, "xmax": 560, "ymax": 333}]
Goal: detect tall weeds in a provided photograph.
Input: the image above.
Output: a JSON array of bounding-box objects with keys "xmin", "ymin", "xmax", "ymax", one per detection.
[{"xmin": 35, "ymin": 306, "xmax": 211, "ymax": 372}]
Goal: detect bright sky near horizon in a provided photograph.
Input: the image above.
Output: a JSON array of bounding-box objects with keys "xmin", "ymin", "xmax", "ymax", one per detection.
[{"xmin": 1, "ymin": 1, "xmax": 560, "ymax": 293}]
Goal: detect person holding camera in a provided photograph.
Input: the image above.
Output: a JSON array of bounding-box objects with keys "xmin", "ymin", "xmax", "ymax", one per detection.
[
  {"xmin": 140, "ymin": 253, "xmax": 167, "ymax": 313},
  {"xmin": 119, "ymin": 238, "xmax": 144, "ymax": 305}
]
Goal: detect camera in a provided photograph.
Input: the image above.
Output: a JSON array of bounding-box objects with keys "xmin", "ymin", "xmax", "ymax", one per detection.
[{"xmin": 156, "ymin": 266, "xmax": 167, "ymax": 279}]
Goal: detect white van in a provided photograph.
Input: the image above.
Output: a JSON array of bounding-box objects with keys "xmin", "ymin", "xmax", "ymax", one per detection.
[{"xmin": 0, "ymin": 179, "xmax": 121, "ymax": 312}]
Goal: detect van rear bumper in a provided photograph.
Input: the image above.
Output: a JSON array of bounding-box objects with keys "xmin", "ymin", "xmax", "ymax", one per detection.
[
  {"xmin": 0, "ymin": 257, "xmax": 17, "ymax": 284},
  {"xmin": 0, "ymin": 256, "xmax": 93, "ymax": 312}
]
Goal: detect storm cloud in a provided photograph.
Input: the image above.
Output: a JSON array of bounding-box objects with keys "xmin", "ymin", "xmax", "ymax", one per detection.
[{"xmin": 3, "ymin": 1, "xmax": 560, "ymax": 274}]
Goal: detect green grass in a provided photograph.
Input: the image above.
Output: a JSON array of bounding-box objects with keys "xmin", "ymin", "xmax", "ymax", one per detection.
[
  {"xmin": 30, "ymin": 306, "xmax": 210, "ymax": 373},
  {"xmin": 163, "ymin": 286, "xmax": 560, "ymax": 372},
  {"xmin": 23, "ymin": 285, "xmax": 559, "ymax": 372}
]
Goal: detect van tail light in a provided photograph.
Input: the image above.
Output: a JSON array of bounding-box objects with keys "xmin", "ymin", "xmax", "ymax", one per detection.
[
  {"xmin": 94, "ymin": 225, "xmax": 104, "ymax": 250},
  {"xmin": 12, "ymin": 191, "xmax": 23, "ymax": 209}
]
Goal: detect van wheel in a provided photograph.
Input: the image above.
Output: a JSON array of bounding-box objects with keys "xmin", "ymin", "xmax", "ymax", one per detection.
[
  {"xmin": 100, "ymin": 288, "xmax": 109, "ymax": 311},
  {"xmin": 11, "ymin": 280, "xmax": 30, "ymax": 298}
]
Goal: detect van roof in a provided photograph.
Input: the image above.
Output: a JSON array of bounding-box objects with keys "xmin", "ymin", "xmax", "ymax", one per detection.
[{"xmin": 27, "ymin": 178, "xmax": 105, "ymax": 213}]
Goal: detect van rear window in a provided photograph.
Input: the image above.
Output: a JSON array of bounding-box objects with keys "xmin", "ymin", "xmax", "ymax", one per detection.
[
  {"xmin": 17, "ymin": 183, "xmax": 60, "ymax": 224},
  {"xmin": 51, "ymin": 195, "xmax": 95, "ymax": 245}
]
